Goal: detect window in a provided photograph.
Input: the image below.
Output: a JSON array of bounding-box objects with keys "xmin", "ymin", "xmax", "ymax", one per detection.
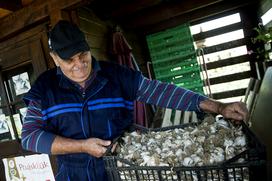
[{"xmin": 191, "ymin": 12, "xmax": 251, "ymax": 101}]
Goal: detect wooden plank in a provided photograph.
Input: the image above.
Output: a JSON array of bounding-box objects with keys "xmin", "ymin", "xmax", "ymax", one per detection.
[
  {"xmin": 239, "ymin": 6, "xmax": 259, "ymax": 38},
  {"xmin": 79, "ymin": 17, "xmax": 108, "ymax": 35},
  {"xmin": 70, "ymin": 10, "xmax": 80, "ymax": 25},
  {"xmin": 85, "ymin": 34, "xmax": 108, "ymax": 50},
  {"xmin": 247, "ymin": 79, "xmax": 261, "ymax": 113},
  {"xmin": 0, "ymin": 44, "xmax": 31, "ymax": 70},
  {"xmin": 0, "ymin": 26, "xmax": 49, "ymax": 72},
  {"xmin": 78, "ymin": 7, "xmax": 106, "ymax": 24},
  {"xmin": 182, "ymin": 111, "xmax": 191, "ymax": 124},
  {"xmin": 40, "ymin": 30, "xmax": 55, "ymax": 69},
  {"xmin": 0, "ymin": 24, "xmax": 46, "ymax": 51},
  {"xmin": 30, "ymin": 39, "xmax": 47, "ymax": 75},
  {"xmin": 193, "ymin": 22, "xmax": 243, "ymax": 41},
  {"xmin": 203, "ymin": 38, "xmax": 248, "ymax": 55},
  {"xmin": 0, "ymin": 8, "xmax": 12, "ymax": 18},
  {"xmin": 49, "ymin": 8, "xmax": 63, "ymax": 26},
  {"xmin": 212, "ymin": 88, "xmax": 246, "ymax": 99},
  {"xmin": 209, "ymin": 71, "xmax": 251, "ymax": 85},
  {"xmin": 173, "ymin": 110, "xmax": 182, "ymax": 125},
  {"xmin": 77, "ymin": 6, "xmax": 110, "ymax": 61},
  {"xmin": 243, "ymin": 78, "xmax": 255, "ymax": 103},
  {"xmin": 191, "ymin": 112, "xmax": 198, "ymax": 122},
  {"xmin": 205, "ymin": 55, "xmax": 250, "ymax": 70},
  {"xmin": 90, "ymin": 49, "xmax": 109, "ymax": 61},
  {"xmin": 0, "ymin": 72, "xmax": 9, "ymax": 106},
  {"xmin": 162, "ymin": 108, "xmax": 172, "ymax": 127},
  {"xmin": 0, "ymin": 0, "xmax": 88, "ymax": 40},
  {"xmin": 0, "ymin": 0, "xmax": 47, "ymax": 40}
]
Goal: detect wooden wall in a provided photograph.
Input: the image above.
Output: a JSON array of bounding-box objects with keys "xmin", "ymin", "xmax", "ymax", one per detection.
[
  {"xmin": 78, "ymin": 7, "xmax": 110, "ymax": 61},
  {"xmin": 77, "ymin": 7, "xmax": 149, "ymax": 76},
  {"xmin": 121, "ymin": 30, "xmax": 150, "ymax": 76}
]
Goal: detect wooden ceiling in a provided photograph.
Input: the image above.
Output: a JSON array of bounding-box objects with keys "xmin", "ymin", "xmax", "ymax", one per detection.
[
  {"xmin": 0, "ymin": 0, "xmax": 259, "ymax": 34},
  {"xmin": 88, "ymin": 0, "xmax": 259, "ymax": 33}
]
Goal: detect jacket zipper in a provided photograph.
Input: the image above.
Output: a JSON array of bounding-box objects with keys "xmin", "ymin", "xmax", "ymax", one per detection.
[
  {"xmin": 81, "ymin": 85, "xmax": 105, "ymax": 138},
  {"xmin": 107, "ymin": 120, "xmax": 112, "ymax": 138}
]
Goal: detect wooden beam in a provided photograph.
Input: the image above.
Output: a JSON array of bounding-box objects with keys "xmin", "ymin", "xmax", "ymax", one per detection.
[
  {"xmin": 122, "ymin": 0, "xmax": 223, "ymax": 29},
  {"xmin": 0, "ymin": 23, "xmax": 45, "ymax": 50},
  {"xmin": 140, "ymin": 0, "xmax": 257, "ymax": 34},
  {"xmin": 193, "ymin": 22, "xmax": 243, "ymax": 41},
  {"xmin": 49, "ymin": 8, "xmax": 63, "ymax": 26},
  {"xmin": 203, "ymin": 38, "xmax": 248, "ymax": 55},
  {"xmin": 205, "ymin": 55, "xmax": 250, "ymax": 70},
  {"xmin": 212, "ymin": 88, "xmax": 246, "ymax": 99},
  {"xmin": 0, "ymin": 0, "xmax": 22, "ymax": 11},
  {"xmin": 209, "ymin": 71, "xmax": 251, "ymax": 85},
  {"xmin": 0, "ymin": 8, "xmax": 12, "ymax": 18},
  {"xmin": 0, "ymin": 0, "xmax": 89, "ymax": 41}
]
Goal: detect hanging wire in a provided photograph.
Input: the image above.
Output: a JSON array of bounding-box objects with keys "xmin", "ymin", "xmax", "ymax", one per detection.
[{"xmin": 196, "ymin": 48, "xmax": 213, "ymax": 98}]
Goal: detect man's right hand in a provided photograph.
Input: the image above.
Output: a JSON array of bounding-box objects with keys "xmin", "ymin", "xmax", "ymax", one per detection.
[{"xmin": 81, "ymin": 138, "xmax": 111, "ymax": 158}]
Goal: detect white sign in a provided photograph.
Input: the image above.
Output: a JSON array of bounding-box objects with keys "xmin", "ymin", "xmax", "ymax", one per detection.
[{"xmin": 2, "ymin": 154, "xmax": 55, "ymax": 181}]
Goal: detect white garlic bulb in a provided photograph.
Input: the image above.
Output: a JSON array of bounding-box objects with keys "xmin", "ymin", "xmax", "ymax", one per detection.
[{"xmin": 183, "ymin": 157, "xmax": 194, "ymax": 166}]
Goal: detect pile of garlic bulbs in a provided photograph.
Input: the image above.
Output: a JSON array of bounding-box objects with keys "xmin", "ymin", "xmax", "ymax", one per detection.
[{"xmin": 117, "ymin": 116, "xmax": 247, "ymax": 167}]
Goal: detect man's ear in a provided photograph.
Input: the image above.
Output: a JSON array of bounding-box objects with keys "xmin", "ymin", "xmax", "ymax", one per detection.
[{"xmin": 49, "ymin": 52, "xmax": 60, "ymax": 66}]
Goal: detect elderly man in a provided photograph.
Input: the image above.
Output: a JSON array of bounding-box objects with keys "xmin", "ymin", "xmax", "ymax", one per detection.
[{"xmin": 21, "ymin": 20, "xmax": 248, "ymax": 181}]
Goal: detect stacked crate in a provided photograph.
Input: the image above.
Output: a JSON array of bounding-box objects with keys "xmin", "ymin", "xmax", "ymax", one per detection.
[{"xmin": 146, "ymin": 23, "xmax": 203, "ymax": 93}]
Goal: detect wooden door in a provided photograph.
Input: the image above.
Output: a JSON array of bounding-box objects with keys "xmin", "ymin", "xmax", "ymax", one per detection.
[{"xmin": 0, "ymin": 24, "xmax": 49, "ymax": 181}]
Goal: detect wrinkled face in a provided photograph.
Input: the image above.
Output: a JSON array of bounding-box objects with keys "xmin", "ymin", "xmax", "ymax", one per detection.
[{"xmin": 50, "ymin": 51, "xmax": 92, "ymax": 87}]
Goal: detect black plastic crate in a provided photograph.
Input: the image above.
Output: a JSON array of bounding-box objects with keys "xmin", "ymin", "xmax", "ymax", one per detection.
[{"xmin": 103, "ymin": 121, "xmax": 267, "ymax": 181}]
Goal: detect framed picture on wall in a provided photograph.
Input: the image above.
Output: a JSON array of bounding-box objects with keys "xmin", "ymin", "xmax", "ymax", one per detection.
[{"xmin": 0, "ymin": 114, "xmax": 9, "ymax": 134}]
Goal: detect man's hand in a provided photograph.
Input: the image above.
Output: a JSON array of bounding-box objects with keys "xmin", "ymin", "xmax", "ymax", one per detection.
[
  {"xmin": 218, "ymin": 102, "xmax": 248, "ymax": 121},
  {"xmin": 51, "ymin": 136, "xmax": 112, "ymax": 157},
  {"xmin": 81, "ymin": 138, "xmax": 111, "ymax": 158},
  {"xmin": 200, "ymin": 99, "xmax": 249, "ymax": 121}
]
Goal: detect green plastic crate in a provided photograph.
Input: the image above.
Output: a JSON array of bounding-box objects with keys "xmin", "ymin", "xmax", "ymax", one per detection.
[{"xmin": 146, "ymin": 23, "xmax": 204, "ymax": 94}]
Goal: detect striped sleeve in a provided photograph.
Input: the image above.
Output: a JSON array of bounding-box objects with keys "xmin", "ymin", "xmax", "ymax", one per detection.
[
  {"xmin": 21, "ymin": 100, "xmax": 56, "ymax": 154},
  {"xmin": 136, "ymin": 75, "xmax": 208, "ymax": 112}
]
